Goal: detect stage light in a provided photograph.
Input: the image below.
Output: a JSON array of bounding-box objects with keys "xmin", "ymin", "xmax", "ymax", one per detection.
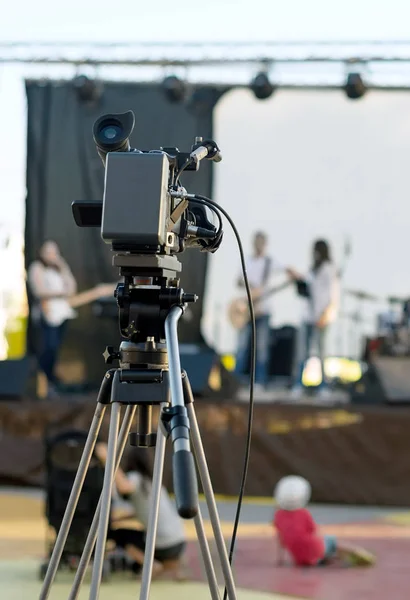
[
  {"xmin": 250, "ymin": 72, "xmax": 275, "ymax": 100},
  {"xmin": 72, "ymin": 75, "xmax": 103, "ymax": 103},
  {"xmin": 344, "ymin": 72, "xmax": 367, "ymax": 100},
  {"xmin": 162, "ymin": 75, "xmax": 186, "ymax": 103}
]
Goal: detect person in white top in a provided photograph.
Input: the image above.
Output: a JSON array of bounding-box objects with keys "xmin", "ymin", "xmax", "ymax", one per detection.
[
  {"xmin": 95, "ymin": 443, "xmax": 186, "ymax": 579},
  {"xmin": 235, "ymin": 231, "xmax": 288, "ymax": 390},
  {"xmin": 289, "ymin": 239, "xmax": 340, "ymax": 397},
  {"xmin": 27, "ymin": 240, "xmax": 77, "ymax": 393}
]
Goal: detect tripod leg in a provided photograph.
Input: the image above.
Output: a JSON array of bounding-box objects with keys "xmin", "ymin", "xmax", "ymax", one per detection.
[
  {"xmin": 194, "ymin": 508, "xmax": 221, "ymax": 600},
  {"xmin": 68, "ymin": 404, "xmax": 136, "ymax": 600},
  {"xmin": 139, "ymin": 408, "xmax": 167, "ymax": 600},
  {"xmin": 39, "ymin": 372, "xmax": 111, "ymax": 600},
  {"xmin": 185, "ymin": 400, "xmax": 237, "ymax": 600},
  {"xmin": 89, "ymin": 401, "xmax": 121, "ymax": 600}
]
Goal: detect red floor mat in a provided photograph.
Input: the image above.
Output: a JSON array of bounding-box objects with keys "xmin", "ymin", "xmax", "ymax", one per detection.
[{"xmin": 187, "ymin": 536, "xmax": 410, "ymax": 599}]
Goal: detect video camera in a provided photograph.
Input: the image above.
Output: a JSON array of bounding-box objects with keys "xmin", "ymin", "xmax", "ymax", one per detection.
[
  {"xmin": 72, "ymin": 110, "xmax": 223, "ymax": 255},
  {"xmin": 71, "ymin": 110, "xmax": 223, "ymax": 343}
]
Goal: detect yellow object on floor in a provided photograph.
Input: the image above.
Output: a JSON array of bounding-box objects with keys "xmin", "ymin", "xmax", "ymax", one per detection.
[{"xmin": 347, "ymin": 549, "xmax": 376, "ymax": 567}]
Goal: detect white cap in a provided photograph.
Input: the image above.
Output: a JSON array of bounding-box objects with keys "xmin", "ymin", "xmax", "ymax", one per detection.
[{"xmin": 274, "ymin": 475, "xmax": 311, "ymax": 510}]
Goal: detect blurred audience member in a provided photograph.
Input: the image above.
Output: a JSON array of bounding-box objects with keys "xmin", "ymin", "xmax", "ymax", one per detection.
[
  {"xmin": 28, "ymin": 240, "xmax": 77, "ymax": 396},
  {"xmin": 96, "ymin": 443, "xmax": 186, "ymax": 580}
]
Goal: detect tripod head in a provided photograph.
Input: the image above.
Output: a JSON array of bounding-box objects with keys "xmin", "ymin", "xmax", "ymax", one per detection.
[{"xmin": 112, "ymin": 254, "xmax": 196, "ymax": 343}]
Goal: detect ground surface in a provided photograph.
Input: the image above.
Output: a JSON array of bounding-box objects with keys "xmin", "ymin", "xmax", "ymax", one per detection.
[{"xmin": 1, "ymin": 488, "xmax": 410, "ymax": 599}]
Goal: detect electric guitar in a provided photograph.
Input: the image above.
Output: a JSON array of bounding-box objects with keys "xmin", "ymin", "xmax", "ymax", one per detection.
[{"xmin": 228, "ymin": 281, "xmax": 291, "ymax": 330}]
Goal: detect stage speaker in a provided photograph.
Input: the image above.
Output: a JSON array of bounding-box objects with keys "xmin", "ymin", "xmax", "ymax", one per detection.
[
  {"xmin": 269, "ymin": 325, "xmax": 297, "ymax": 377},
  {"xmin": 350, "ymin": 356, "xmax": 410, "ymax": 405},
  {"xmin": 0, "ymin": 357, "xmax": 30, "ymax": 399},
  {"xmin": 371, "ymin": 357, "xmax": 410, "ymax": 404},
  {"xmin": 242, "ymin": 325, "xmax": 297, "ymax": 380},
  {"xmin": 179, "ymin": 344, "xmax": 239, "ymax": 399},
  {"xmin": 350, "ymin": 363, "xmax": 385, "ymax": 404}
]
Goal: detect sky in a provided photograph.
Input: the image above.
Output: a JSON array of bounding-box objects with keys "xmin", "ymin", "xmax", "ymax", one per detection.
[
  {"xmin": 1, "ymin": 0, "xmax": 410, "ymax": 42},
  {"xmin": 2, "ymin": 0, "xmax": 410, "ymax": 355}
]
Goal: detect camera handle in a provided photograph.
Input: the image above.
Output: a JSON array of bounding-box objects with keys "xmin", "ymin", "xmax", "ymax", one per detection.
[{"xmin": 165, "ymin": 305, "xmax": 199, "ymax": 517}]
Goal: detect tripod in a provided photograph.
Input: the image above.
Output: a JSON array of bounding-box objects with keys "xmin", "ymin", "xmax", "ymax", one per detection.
[{"xmin": 39, "ymin": 259, "xmax": 237, "ymax": 600}]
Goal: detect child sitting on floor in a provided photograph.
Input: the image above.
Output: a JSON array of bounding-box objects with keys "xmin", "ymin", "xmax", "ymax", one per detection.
[
  {"xmin": 273, "ymin": 475, "xmax": 375, "ymax": 567},
  {"xmin": 95, "ymin": 443, "xmax": 186, "ymax": 579}
]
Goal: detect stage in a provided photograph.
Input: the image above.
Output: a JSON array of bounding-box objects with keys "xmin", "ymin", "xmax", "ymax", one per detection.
[{"xmin": 1, "ymin": 396, "xmax": 410, "ymax": 505}]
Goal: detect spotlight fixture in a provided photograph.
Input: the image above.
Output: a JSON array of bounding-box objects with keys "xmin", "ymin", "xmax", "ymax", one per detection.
[
  {"xmin": 162, "ymin": 75, "xmax": 186, "ymax": 103},
  {"xmin": 72, "ymin": 75, "xmax": 103, "ymax": 104},
  {"xmin": 344, "ymin": 72, "xmax": 367, "ymax": 100},
  {"xmin": 250, "ymin": 72, "xmax": 275, "ymax": 100}
]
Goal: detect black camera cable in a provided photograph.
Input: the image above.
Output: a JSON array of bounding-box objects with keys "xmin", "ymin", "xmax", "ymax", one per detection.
[
  {"xmin": 175, "ymin": 158, "xmax": 193, "ymax": 185},
  {"xmin": 189, "ymin": 193, "xmax": 256, "ymax": 600}
]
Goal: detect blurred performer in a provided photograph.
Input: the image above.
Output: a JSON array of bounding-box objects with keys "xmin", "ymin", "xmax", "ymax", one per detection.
[
  {"xmin": 28, "ymin": 240, "xmax": 77, "ymax": 395},
  {"xmin": 233, "ymin": 231, "xmax": 288, "ymax": 392},
  {"xmin": 289, "ymin": 239, "xmax": 339, "ymax": 398}
]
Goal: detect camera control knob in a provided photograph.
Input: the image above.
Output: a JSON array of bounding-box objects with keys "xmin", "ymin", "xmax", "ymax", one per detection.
[
  {"xmin": 103, "ymin": 346, "xmax": 120, "ymax": 364},
  {"xmin": 182, "ymin": 293, "xmax": 198, "ymax": 304},
  {"xmin": 114, "ymin": 284, "xmax": 125, "ymax": 306}
]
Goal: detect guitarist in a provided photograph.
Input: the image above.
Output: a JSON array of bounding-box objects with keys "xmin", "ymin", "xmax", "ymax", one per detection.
[{"xmin": 234, "ymin": 231, "xmax": 289, "ymax": 393}]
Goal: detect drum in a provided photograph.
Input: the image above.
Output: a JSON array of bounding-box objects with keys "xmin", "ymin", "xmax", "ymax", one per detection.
[
  {"xmin": 377, "ymin": 311, "xmax": 401, "ymax": 336},
  {"xmin": 403, "ymin": 300, "xmax": 410, "ymax": 327}
]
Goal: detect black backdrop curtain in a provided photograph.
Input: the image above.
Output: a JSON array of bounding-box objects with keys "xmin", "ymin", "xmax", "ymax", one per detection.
[{"xmin": 25, "ymin": 80, "xmax": 223, "ymax": 385}]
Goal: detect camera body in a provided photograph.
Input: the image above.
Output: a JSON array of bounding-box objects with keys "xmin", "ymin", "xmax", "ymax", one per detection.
[
  {"xmin": 102, "ymin": 151, "xmax": 175, "ymax": 253},
  {"xmin": 72, "ymin": 110, "xmax": 222, "ymax": 257}
]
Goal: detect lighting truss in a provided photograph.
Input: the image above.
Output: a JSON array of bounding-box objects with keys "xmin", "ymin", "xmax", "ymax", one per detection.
[{"xmin": 4, "ymin": 40, "xmax": 410, "ymax": 88}]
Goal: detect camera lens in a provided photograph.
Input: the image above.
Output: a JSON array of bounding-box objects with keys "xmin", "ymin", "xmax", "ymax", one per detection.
[{"xmin": 101, "ymin": 125, "xmax": 121, "ymax": 141}]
